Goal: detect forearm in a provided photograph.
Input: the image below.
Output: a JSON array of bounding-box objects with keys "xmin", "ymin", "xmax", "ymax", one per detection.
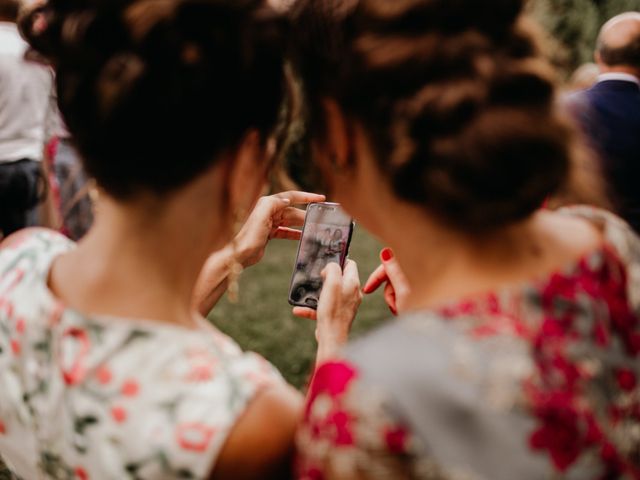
[{"xmin": 193, "ymin": 245, "xmax": 235, "ymax": 316}]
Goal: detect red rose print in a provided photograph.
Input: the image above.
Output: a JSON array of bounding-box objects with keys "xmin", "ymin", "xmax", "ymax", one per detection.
[
  {"xmin": 0, "ymin": 420, "xmax": 6, "ymax": 435},
  {"xmin": 48, "ymin": 302, "xmax": 64, "ymax": 327},
  {"xmin": 384, "ymin": 426, "xmax": 408, "ymax": 454},
  {"xmin": 74, "ymin": 466, "xmax": 89, "ymax": 480},
  {"xmin": 111, "ymin": 406, "xmax": 127, "ymax": 423},
  {"xmin": 300, "ymin": 466, "xmax": 323, "ymax": 480},
  {"xmin": 593, "ymin": 323, "xmax": 609, "ymax": 346},
  {"xmin": 176, "ymin": 423, "xmax": 215, "ymax": 452},
  {"xmin": 306, "ymin": 362, "xmax": 357, "ymax": 416},
  {"xmin": 328, "ymin": 410, "xmax": 353, "ymax": 446},
  {"xmin": 5, "ymin": 268, "xmax": 24, "ymax": 294},
  {"xmin": 185, "ymin": 350, "xmax": 217, "ymax": 382},
  {"xmin": 616, "ymin": 368, "xmax": 637, "ymax": 392},
  {"xmin": 15, "ymin": 317, "xmax": 25, "ymax": 334},
  {"xmin": 95, "ymin": 365, "xmax": 112, "ymax": 385},
  {"xmin": 10, "ymin": 340, "xmax": 20, "ymax": 355},
  {"xmin": 59, "ymin": 328, "xmax": 91, "ymax": 386},
  {"xmin": 121, "ymin": 379, "xmax": 140, "ymax": 397},
  {"xmin": 528, "ymin": 392, "xmax": 582, "ymax": 471}
]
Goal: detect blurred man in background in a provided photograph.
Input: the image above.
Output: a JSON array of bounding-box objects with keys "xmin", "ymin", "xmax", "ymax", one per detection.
[
  {"xmin": 567, "ymin": 12, "xmax": 640, "ymax": 231},
  {"xmin": 0, "ymin": 0, "xmax": 52, "ymax": 238}
]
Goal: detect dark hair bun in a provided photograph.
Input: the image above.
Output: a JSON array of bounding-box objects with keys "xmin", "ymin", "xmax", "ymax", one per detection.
[
  {"xmin": 24, "ymin": 0, "xmax": 287, "ymax": 198},
  {"xmin": 292, "ymin": 0, "xmax": 575, "ymax": 231}
]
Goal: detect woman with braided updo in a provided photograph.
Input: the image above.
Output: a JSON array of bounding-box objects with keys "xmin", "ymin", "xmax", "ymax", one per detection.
[
  {"xmin": 0, "ymin": 0, "xmax": 363, "ymax": 478},
  {"xmin": 290, "ymin": 0, "xmax": 640, "ymax": 478}
]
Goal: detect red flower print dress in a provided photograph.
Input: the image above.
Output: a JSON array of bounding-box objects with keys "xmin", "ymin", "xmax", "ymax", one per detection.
[
  {"xmin": 0, "ymin": 230, "xmax": 283, "ymax": 479},
  {"xmin": 297, "ymin": 207, "xmax": 640, "ymax": 480}
]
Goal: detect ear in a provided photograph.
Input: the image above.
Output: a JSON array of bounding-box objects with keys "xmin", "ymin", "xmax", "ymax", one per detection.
[
  {"xmin": 594, "ymin": 50, "xmax": 604, "ymax": 69},
  {"xmin": 227, "ymin": 129, "xmax": 267, "ymax": 215},
  {"xmin": 319, "ymin": 98, "xmax": 352, "ymax": 172}
]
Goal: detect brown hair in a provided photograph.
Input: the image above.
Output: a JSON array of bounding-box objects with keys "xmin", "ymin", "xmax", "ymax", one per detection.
[
  {"xmin": 598, "ymin": 34, "xmax": 640, "ymax": 69},
  {"xmin": 290, "ymin": 0, "xmax": 593, "ymax": 231},
  {"xmin": 0, "ymin": 0, "xmax": 19, "ymax": 21},
  {"xmin": 22, "ymin": 0, "xmax": 288, "ymax": 199}
]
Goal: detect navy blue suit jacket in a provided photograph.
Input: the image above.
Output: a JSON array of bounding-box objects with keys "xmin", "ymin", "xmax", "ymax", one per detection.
[{"xmin": 568, "ymin": 79, "xmax": 640, "ymax": 231}]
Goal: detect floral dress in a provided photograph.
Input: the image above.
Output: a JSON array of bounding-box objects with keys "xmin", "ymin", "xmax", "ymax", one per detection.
[
  {"xmin": 297, "ymin": 207, "xmax": 640, "ymax": 480},
  {"xmin": 0, "ymin": 230, "xmax": 283, "ymax": 479}
]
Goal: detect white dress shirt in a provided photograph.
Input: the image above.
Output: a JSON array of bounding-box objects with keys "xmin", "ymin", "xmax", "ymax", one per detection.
[
  {"xmin": 0, "ymin": 22, "xmax": 53, "ymax": 163},
  {"xmin": 597, "ymin": 72, "xmax": 640, "ymax": 86}
]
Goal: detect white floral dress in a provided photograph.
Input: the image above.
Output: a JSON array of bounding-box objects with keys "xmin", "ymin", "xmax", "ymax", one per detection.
[{"xmin": 0, "ymin": 230, "xmax": 284, "ymax": 479}]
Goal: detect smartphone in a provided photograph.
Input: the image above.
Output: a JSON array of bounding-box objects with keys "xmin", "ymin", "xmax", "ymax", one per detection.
[{"xmin": 288, "ymin": 203, "xmax": 354, "ymax": 309}]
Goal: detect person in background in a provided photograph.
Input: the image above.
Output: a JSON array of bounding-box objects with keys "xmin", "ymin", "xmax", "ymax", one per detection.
[
  {"xmin": 0, "ymin": 0, "xmax": 52, "ymax": 238},
  {"xmin": 0, "ymin": 0, "xmax": 360, "ymax": 478},
  {"xmin": 49, "ymin": 112, "xmax": 94, "ymax": 240},
  {"xmin": 567, "ymin": 62, "xmax": 600, "ymax": 91},
  {"xmin": 17, "ymin": 1, "xmax": 93, "ymax": 241},
  {"xmin": 566, "ymin": 12, "xmax": 640, "ymax": 232},
  {"xmin": 290, "ymin": 0, "xmax": 640, "ymax": 478}
]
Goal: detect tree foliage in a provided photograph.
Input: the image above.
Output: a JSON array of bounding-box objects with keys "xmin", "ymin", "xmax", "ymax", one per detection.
[{"xmin": 530, "ymin": 0, "xmax": 640, "ymax": 72}]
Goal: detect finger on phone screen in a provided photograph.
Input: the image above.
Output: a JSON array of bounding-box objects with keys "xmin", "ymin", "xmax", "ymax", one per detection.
[
  {"xmin": 363, "ymin": 263, "xmax": 388, "ymax": 294},
  {"xmin": 271, "ymin": 227, "xmax": 302, "ymax": 240},
  {"xmin": 276, "ymin": 191, "xmax": 326, "ymax": 206},
  {"xmin": 320, "ymin": 263, "xmax": 343, "ymax": 303},
  {"xmin": 293, "ymin": 307, "xmax": 317, "ymax": 320},
  {"xmin": 343, "ymin": 259, "xmax": 360, "ymax": 289}
]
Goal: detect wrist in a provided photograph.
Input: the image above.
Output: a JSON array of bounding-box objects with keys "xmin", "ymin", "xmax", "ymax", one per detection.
[
  {"xmin": 231, "ymin": 236, "xmax": 251, "ymax": 268},
  {"xmin": 316, "ymin": 329, "xmax": 349, "ymax": 360}
]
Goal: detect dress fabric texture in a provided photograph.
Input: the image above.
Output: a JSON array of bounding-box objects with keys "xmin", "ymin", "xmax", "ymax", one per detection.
[
  {"xmin": 297, "ymin": 207, "xmax": 640, "ymax": 480},
  {"xmin": 0, "ymin": 230, "xmax": 283, "ymax": 480}
]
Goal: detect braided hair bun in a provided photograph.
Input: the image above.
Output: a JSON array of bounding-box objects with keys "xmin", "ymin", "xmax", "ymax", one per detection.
[
  {"xmin": 291, "ymin": 0, "xmax": 579, "ymax": 231},
  {"xmin": 23, "ymin": 0, "xmax": 288, "ymax": 198}
]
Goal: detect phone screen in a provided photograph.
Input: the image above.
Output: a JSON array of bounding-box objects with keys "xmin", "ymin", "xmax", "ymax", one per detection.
[{"xmin": 288, "ymin": 203, "xmax": 354, "ymax": 309}]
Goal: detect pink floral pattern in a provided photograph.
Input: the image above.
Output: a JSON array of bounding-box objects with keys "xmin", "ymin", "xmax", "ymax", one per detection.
[
  {"xmin": 298, "ymin": 361, "xmax": 417, "ymax": 479},
  {"xmin": 0, "ymin": 230, "xmax": 283, "ymax": 479},
  {"xmin": 297, "ymin": 208, "xmax": 640, "ymax": 479}
]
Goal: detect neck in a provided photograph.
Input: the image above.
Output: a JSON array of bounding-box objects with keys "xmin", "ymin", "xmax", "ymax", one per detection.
[
  {"xmin": 381, "ymin": 208, "xmax": 535, "ymax": 309},
  {"xmin": 51, "ymin": 179, "xmax": 225, "ymax": 327},
  {"xmin": 367, "ymin": 199, "xmax": 598, "ymax": 312}
]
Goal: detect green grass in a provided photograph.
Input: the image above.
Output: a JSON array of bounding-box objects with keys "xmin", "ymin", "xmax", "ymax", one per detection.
[{"xmin": 208, "ymin": 227, "xmax": 390, "ymax": 389}]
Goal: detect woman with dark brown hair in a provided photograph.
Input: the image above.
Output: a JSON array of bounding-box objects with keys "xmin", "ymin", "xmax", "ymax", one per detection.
[
  {"xmin": 0, "ymin": 0, "xmax": 361, "ymax": 478},
  {"xmin": 289, "ymin": 0, "xmax": 640, "ymax": 478}
]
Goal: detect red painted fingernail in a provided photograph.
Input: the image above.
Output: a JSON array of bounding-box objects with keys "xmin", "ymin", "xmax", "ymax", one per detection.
[{"xmin": 381, "ymin": 248, "xmax": 393, "ymax": 262}]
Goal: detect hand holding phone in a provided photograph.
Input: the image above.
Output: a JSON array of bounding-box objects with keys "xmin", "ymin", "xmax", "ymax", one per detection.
[{"xmin": 288, "ymin": 203, "xmax": 354, "ymax": 309}]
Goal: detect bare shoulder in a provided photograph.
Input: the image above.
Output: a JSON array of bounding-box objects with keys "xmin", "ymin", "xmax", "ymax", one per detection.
[
  {"xmin": 540, "ymin": 208, "xmax": 604, "ymax": 255},
  {"xmin": 209, "ymin": 383, "xmax": 303, "ymax": 480},
  {"xmin": 0, "ymin": 228, "xmax": 52, "ymax": 248}
]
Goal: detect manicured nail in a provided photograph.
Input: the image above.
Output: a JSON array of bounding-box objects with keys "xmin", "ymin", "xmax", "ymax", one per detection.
[{"xmin": 381, "ymin": 248, "xmax": 393, "ymax": 262}]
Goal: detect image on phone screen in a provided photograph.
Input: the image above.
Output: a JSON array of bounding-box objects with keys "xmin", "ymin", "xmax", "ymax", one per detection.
[{"xmin": 288, "ymin": 203, "xmax": 354, "ymax": 310}]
